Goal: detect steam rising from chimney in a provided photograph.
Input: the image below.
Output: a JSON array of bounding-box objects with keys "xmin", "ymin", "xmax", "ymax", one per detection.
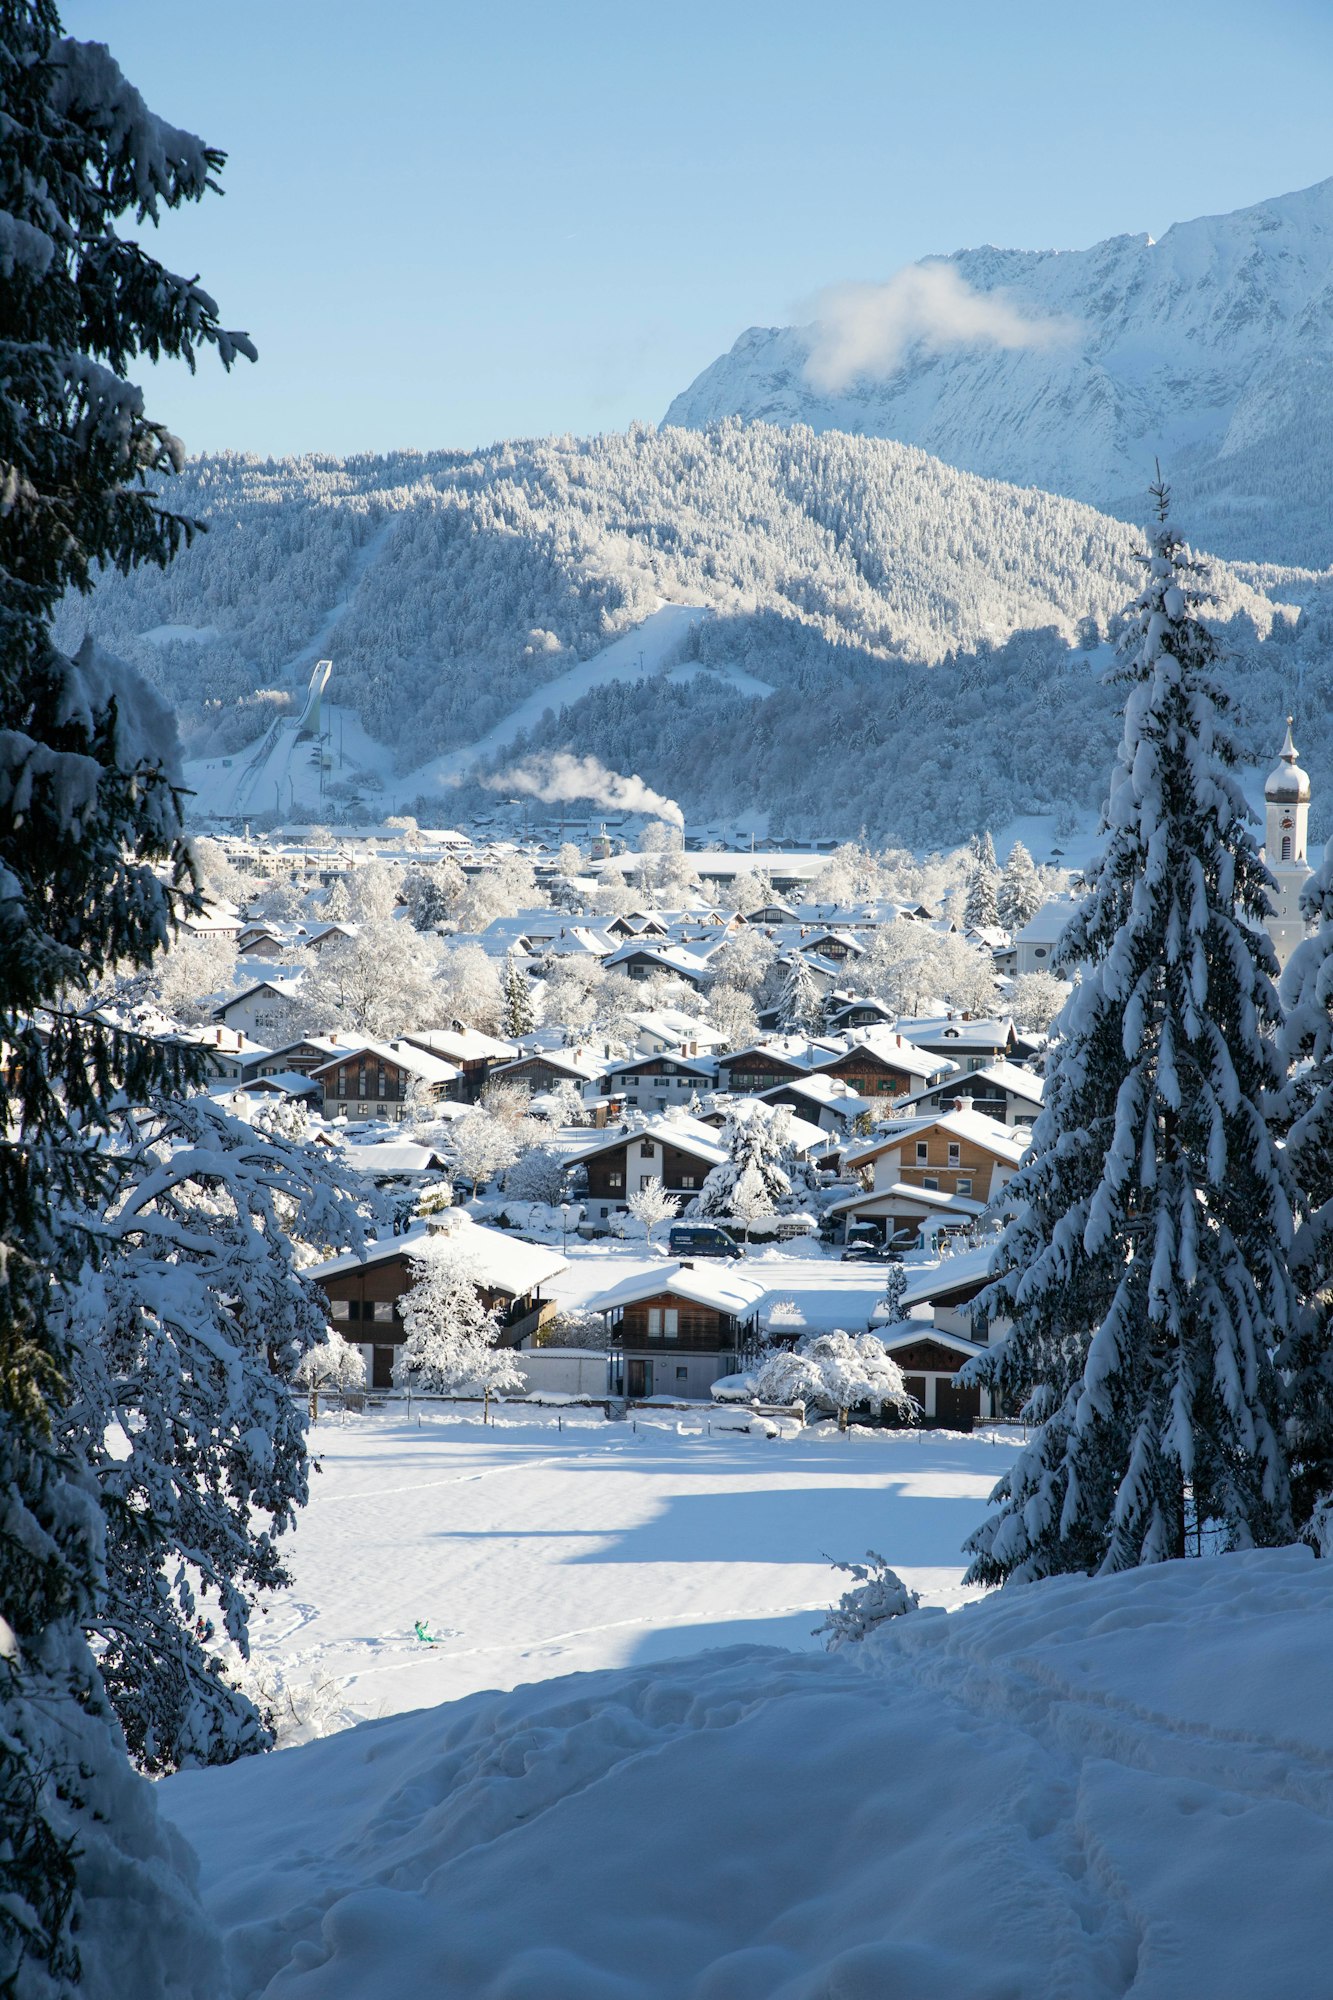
[{"xmin": 485, "ymin": 753, "xmax": 684, "ymax": 830}]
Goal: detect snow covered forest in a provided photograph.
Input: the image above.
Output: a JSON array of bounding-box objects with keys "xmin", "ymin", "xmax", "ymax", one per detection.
[{"xmin": 58, "ymin": 423, "xmax": 1333, "ymax": 844}]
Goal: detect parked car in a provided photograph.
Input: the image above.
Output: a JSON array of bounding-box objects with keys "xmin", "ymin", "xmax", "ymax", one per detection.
[
  {"xmin": 669, "ymin": 1225, "xmax": 746, "ymax": 1261},
  {"xmin": 839, "ymin": 1240, "xmax": 902, "ymax": 1263}
]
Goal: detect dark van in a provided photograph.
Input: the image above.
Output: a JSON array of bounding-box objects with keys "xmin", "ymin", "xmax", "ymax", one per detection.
[{"xmin": 668, "ymin": 1225, "xmax": 745, "ymax": 1260}]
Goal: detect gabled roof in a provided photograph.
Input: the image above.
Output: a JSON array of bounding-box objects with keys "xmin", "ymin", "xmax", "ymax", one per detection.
[
  {"xmin": 899, "ymin": 1244, "xmax": 999, "ymax": 1308},
  {"xmin": 896, "ymin": 1060, "xmax": 1045, "ymax": 1114},
  {"xmin": 400, "ymin": 1027, "xmax": 517, "ymax": 1064},
  {"xmin": 307, "ymin": 1215, "xmax": 566, "ymax": 1295},
  {"xmin": 493, "ymin": 1046, "xmax": 605, "ymax": 1081},
  {"xmin": 825, "ymin": 1183, "xmax": 989, "ymax": 1219},
  {"xmin": 843, "ymin": 1107, "xmax": 1029, "ymax": 1172},
  {"xmin": 602, "ymin": 1051, "xmax": 718, "ymax": 1082},
  {"xmin": 896, "ymin": 1014, "xmax": 1016, "ymax": 1049},
  {"xmin": 587, "ymin": 1261, "xmax": 766, "ymax": 1317},
  {"xmin": 569, "ymin": 1114, "xmax": 729, "ymax": 1169},
  {"xmin": 308, "ymin": 1038, "xmax": 460, "ymax": 1085},
  {"xmin": 813, "ymin": 1031, "xmax": 948, "ymax": 1081},
  {"xmin": 602, "ymin": 940, "xmax": 714, "ymax": 981}
]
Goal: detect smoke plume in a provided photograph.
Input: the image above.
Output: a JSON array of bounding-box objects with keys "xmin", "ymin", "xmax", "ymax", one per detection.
[
  {"xmin": 803, "ymin": 262, "xmax": 1075, "ymax": 394},
  {"xmin": 485, "ymin": 753, "xmax": 684, "ymax": 829}
]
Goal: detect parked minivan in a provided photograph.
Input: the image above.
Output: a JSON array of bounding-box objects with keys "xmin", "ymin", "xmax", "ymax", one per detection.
[{"xmin": 668, "ymin": 1225, "xmax": 746, "ymax": 1260}]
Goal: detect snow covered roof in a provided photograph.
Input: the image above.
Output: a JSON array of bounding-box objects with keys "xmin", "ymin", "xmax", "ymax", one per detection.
[
  {"xmin": 825, "ymin": 1183, "xmax": 988, "ymax": 1219},
  {"xmin": 869, "ymin": 1320, "xmax": 986, "ymax": 1355},
  {"xmin": 400, "ymin": 1027, "xmax": 517, "ymax": 1063},
  {"xmin": 1016, "ymin": 902, "xmax": 1079, "ymax": 946},
  {"xmin": 843, "ymin": 1107, "xmax": 1028, "ymax": 1171},
  {"xmin": 306, "ymin": 1216, "xmax": 566, "ymax": 1294},
  {"xmin": 898, "ymin": 1061, "xmax": 1045, "ymax": 1112},
  {"xmin": 308, "ymin": 1038, "xmax": 461, "ymax": 1084},
  {"xmin": 602, "ymin": 941, "xmax": 714, "ymax": 981},
  {"xmin": 895, "ymin": 1015, "xmax": 1016, "ymax": 1049},
  {"xmin": 329, "ymin": 1142, "xmax": 450, "ymax": 1176},
  {"xmin": 494, "ymin": 1046, "xmax": 605, "ymax": 1081},
  {"xmin": 587, "ymin": 1262, "xmax": 767, "ymax": 1317},
  {"xmin": 817, "ymin": 1030, "xmax": 949, "ymax": 1079},
  {"xmin": 899, "ymin": 1245, "xmax": 1000, "ymax": 1308},
  {"xmin": 569, "ymin": 1114, "xmax": 729, "ymax": 1169}
]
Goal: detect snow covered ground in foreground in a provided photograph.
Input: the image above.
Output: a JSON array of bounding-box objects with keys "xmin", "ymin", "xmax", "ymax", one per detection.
[
  {"xmin": 208, "ymin": 1409, "xmax": 1014, "ymax": 1724},
  {"xmin": 163, "ymin": 1538, "xmax": 1333, "ymax": 1999}
]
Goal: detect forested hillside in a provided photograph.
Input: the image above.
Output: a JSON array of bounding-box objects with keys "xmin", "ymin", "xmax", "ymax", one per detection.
[{"xmin": 61, "ymin": 423, "xmax": 1333, "ymax": 845}]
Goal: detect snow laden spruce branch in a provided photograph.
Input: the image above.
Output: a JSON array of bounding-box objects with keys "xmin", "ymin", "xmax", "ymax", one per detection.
[
  {"xmin": 53, "ymin": 1094, "xmax": 387, "ymax": 1775},
  {"xmin": 0, "ymin": 5, "xmax": 262, "ymax": 1986},
  {"xmin": 963, "ymin": 491, "xmax": 1313, "ymax": 1582}
]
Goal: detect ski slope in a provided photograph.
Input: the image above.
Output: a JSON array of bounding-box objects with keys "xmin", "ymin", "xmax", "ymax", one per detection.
[{"xmin": 184, "ymin": 603, "xmax": 772, "ymax": 821}]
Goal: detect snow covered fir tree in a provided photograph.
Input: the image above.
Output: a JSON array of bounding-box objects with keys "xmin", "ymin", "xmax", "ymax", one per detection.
[{"xmin": 965, "ymin": 490, "xmax": 1302, "ymax": 1582}]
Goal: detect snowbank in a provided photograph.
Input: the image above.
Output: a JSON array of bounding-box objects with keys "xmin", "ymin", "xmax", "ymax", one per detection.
[{"xmin": 163, "ymin": 1544, "xmax": 1333, "ymax": 1998}]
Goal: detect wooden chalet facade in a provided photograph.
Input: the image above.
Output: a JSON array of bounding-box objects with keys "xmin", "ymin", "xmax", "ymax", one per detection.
[
  {"xmin": 580, "ymin": 1126, "xmax": 724, "ymax": 1212},
  {"xmin": 490, "ymin": 1050, "xmax": 602, "ymax": 1096},
  {"xmin": 716, "ymin": 1046, "xmax": 811, "ymax": 1095},
  {"xmin": 594, "ymin": 1052, "xmax": 717, "ymax": 1113},
  {"xmin": 310, "ymin": 1225, "xmax": 565, "ymax": 1390},
  {"xmin": 811, "ymin": 1042, "xmax": 937, "ymax": 1100},
  {"xmin": 590, "ymin": 1265, "xmax": 765, "ymax": 1400},
  {"xmin": 309, "ymin": 1041, "xmax": 457, "ymax": 1123}
]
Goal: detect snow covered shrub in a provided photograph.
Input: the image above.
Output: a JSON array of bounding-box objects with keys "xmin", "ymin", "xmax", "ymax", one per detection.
[
  {"xmin": 817, "ymin": 1553, "xmax": 920, "ymax": 1650},
  {"xmin": 296, "ymin": 1329, "xmax": 368, "ymax": 1408},
  {"xmin": 755, "ymin": 1333, "xmax": 913, "ymax": 1422}
]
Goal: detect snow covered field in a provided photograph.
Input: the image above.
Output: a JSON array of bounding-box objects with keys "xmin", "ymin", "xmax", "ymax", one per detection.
[
  {"xmin": 204, "ymin": 1408, "xmax": 1013, "ymax": 1725},
  {"xmin": 160, "ymin": 1425, "xmax": 1333, "ymax": 2000}
]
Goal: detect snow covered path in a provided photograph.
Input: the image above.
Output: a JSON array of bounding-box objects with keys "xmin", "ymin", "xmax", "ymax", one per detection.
[
  {"xmin": 232, "ymin": 1410, "xmax": 1012, "ymax": 1723},
  {"xmin": 164, "ymin": 1538, "xmax": 1333, "ymax": 1999}
]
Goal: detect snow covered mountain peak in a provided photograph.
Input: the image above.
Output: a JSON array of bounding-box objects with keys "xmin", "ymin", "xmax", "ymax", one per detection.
[{"xmin": 664, "ymin": 178, "xmax": 1333, "ymax": 564}]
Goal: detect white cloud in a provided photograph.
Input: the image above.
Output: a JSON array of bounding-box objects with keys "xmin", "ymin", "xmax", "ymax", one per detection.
[{"xmin": 803, "ymin": 262, "xmax": 1075, "ymax": 393}]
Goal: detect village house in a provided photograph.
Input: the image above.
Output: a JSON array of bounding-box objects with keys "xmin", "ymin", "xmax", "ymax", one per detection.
[
  {"xmin": 593, "ymin": 1052, "xmax": 718, "ymax": 1115},
  {"xmin": 809, "ymin": 1032, "xmax": 950, "ymax": 1101},
  {"xmin": 715, "ymin": 1037, "xmax": 831, "ymax": 1095},
  {"xmin": 871, "ymin": 1247, "xmax": 1009, "ymax": 1429},
  {"xmin": 309, "ymin": 1039, "xmax": 460, "ymax": 1122},
  {"xmin": 399, "ymin": 1026, "xmax": 517, "ymax": 1102},
  {"xmin": 211, "ymin": 976, "xmax": 304, "ymax": 1046},
  {"xmin": 898, "ymin": 1061, "xmax": 1045, "ymax": 1129},
  {"xmin": 587, "ymin": 1262, "xmax": 766, "ymax": 1400},
  {"xmin": 896, "ymin": 1015, "xmax": 1019, "ymax": 1072},
  {"xmin": 571, "ymin": 1115, "xmax": 728, "ymax": 1222},
  {"xmin": 308, "ymin": 1216, "xmax": 566, "ymax": 1390},
  {"xmin": 844, "ymin": 1106, "xmax": 1028, "ymax": 1206},
  {"xmin": 1014, "ymin": 901, "xmax": 1077, "ymax": 975},
  {"xmin": 489, "ymin": 1046, "xmax": 605, "ymax": 1097},
  {"xmin": 601, "ymin": 941, "xmax": 714, "ymax": 990}
]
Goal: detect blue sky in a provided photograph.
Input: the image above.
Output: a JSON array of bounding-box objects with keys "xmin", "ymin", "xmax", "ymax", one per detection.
[{"xmin": 68, "ymin": 0, "xmax": 1333, "ymax": 458}]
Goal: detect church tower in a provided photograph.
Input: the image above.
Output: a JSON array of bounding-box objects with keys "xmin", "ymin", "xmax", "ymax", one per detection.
[{"xmin": 1262, "ymin": 717, "xmax": 1312, "ymax": 970}]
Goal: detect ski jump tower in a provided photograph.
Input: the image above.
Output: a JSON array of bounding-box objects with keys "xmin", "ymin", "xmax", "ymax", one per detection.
[
  {"xmin": 296, "ymin": 659, "xmax": 332, "ymax": 741},
  {"xmin": 1262, "ymin": 717, "xmax": 1313, "ymax": 971}
]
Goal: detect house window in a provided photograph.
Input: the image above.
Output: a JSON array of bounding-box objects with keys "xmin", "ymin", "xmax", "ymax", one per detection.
[
  {"xmin": 1034, "ymin": 947, "xmax": 1048, "ymax": 960},
  {"xmin": 948, "ymin": 1143, "xmax": 960, "ymax": 1166},
  {"xmin": 357, "ymin": 1058, "xmax": 367, "ymax": 1097},
  {"xmin": 648, "ymin": 1308, "xmax": 661, "ymax": 1335},
  {"xmin": 640, "ymin": 1141, "xmax": 656, "ymax": 1160},
  {"xmin": 1282, "ymin": 836, "xmax": 1292, "ymax": 861},
  {"xmin": 329, "ymin": 1298, "xmax": 350, "ymax": 1321},
  {"xmin": 922, "ymin": 1176, "xmax": 939, "ymax": 1191},
  {"xmin": 371, "ymin": 1301, "xmax": 394, "ymax": 1322},
  {"xmin": 608, "ymin": 1171, "xmax": 623, "ymax": 1190},
  {"xmin": 916, "ymin": 1142, "xmax": 929, "ymax": 1163},
  {"xmin": 957, "ymin": 1177, "xmax": 973, "ymax": 1196},
  {"xmin": 680, "ymin": 1174, "xmax": 697, "ymax": 1190},
  {"xmin": 676, "ymin": 1366, "xmax": 688, "ymax": 1381},
  {"xmin": 663, "ymin": 1309, "xmax": 678, "ymax": 1340}
]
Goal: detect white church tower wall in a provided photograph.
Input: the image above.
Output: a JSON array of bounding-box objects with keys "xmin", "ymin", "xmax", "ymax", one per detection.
[{"xmin": 1262, "ymin": 717, "xmax": 1313, "ymax": 971}]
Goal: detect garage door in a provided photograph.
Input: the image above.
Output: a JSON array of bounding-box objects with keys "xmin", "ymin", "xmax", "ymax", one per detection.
[{"xmin": 933, "ymin": 1377, "xmax": 980, "ymax": 1432}]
